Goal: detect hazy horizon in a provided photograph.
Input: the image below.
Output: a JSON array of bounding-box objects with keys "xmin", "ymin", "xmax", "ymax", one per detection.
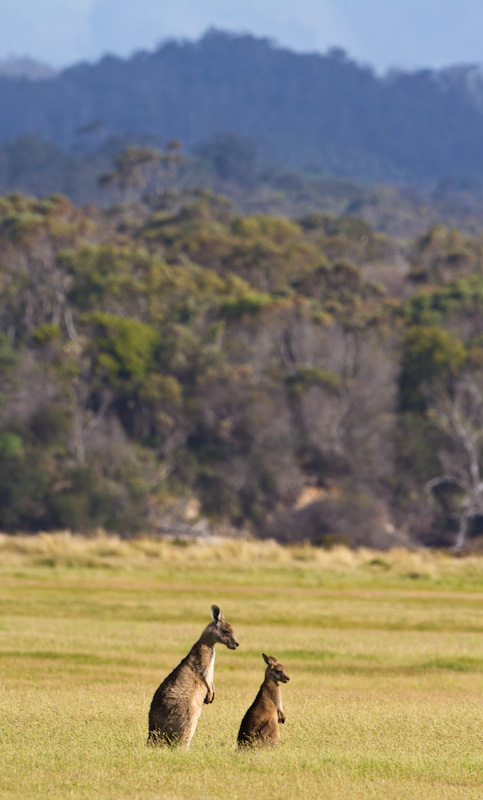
[{"xmin": 1, "ymin": 0, "xmax": 482, "ymax": 75}]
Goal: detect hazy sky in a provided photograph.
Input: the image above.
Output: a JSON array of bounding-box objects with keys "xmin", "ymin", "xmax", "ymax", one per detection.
[{"xmin": 1, "ymin": 0, "xmax": 482, "ymax": 73}]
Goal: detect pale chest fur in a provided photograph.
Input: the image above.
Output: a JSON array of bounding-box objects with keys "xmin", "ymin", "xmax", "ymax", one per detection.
[
  {"xmin": 194, "ymin": 650, "xmax": 215, "ymax": 723},
  {"xmin": 207, "ymin": 650, "xmax": 215, "ymax": 686}
]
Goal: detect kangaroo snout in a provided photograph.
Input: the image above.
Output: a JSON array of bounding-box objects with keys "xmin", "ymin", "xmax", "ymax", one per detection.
[{"xmin": 228, "ymin": 639, "xmax": 240, "ymax": 650}]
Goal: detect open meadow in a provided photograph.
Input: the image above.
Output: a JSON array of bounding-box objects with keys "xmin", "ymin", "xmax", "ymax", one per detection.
[{"xmin": 1, "ymin": 533, "xmax": 483, "ymax": 799}]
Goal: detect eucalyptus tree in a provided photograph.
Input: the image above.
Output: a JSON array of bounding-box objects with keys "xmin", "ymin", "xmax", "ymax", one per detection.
[{"xmin": 426, "ymin": 375, "xmax": 483, "ymax": 550}]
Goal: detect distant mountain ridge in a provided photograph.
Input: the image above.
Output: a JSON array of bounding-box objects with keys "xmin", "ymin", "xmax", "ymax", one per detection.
[{"xmin": 1, "ymin": 30, "xmax": 483, "ymax": 185}]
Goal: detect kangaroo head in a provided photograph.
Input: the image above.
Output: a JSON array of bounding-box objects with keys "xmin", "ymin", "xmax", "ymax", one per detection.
[
  {"xmin": 207, "ymin": 604, "xmax": 239, "ymax": 650},
  {"xmin": 262, "ymin": 653, "xmax": 290, "ymax": 683}
]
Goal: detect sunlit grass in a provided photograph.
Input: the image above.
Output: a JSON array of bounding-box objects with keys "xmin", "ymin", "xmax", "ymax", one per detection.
[
  {"xmin": 2, "ymin": 530, "xmax": 483, "ymax": 584},
  {"xmin": 1, "ymin": 532, "xmax": 483, "ymax": 799}
]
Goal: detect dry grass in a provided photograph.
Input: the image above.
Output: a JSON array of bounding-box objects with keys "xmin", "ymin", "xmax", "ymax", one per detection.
[
  {"xmin": 1, "ymin": 530, "xmax": 483, "ymax": 584},
  {"xmin": 1, "ymin": 532, "xmax": 483, "ymax": 799}
]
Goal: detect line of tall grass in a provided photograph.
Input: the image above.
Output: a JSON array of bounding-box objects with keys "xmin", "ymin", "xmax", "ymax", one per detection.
[{"xmin": 1, "ymin": 530, "xmax": 483, "ymax": 582}]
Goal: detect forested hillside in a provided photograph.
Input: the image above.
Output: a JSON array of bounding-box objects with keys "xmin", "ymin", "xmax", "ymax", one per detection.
[
  {"xmin": 2, "ymin": 135, "xmax": 483, "ymax": 238},
  {"xmin": 2, "ymin": 180, "xmax": 483, "ymax": 549},
  {"xmin": 2, "ymin": 30, "xmax": 483, "ymax": 186}
]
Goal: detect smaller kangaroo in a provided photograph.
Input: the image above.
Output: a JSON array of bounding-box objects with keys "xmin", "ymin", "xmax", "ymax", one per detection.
[
  {"xmin": 237, "ymin": 653, "xmax": 290, "ymax": 748},
  {"xmin": 148, "ymin": 605, "xmax": 239, "ymax": 748}
]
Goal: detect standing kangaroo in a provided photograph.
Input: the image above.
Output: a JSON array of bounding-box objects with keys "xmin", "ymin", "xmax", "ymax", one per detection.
[
  {"xmin": 237, "ymin": 653, "xmax": 290, "ymax": 747},
  {"xmin": 148, "ymin": 604, "xmax": 239, "ymax": 747}
]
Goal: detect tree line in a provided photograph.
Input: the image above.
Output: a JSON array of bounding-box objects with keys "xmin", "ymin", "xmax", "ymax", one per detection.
[
  {"xmin": 1, "ymin": 30, "xmax": 483, "ymax": 186},
  {"xmin": 2, "ymin": 136, "xmax": 483, "ymax": 239},
  {"xmin": 1, "ymin": 184, "xmax": 483, "ymax": 549}
]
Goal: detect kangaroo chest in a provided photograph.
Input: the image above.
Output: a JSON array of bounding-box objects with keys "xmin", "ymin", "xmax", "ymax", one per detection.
[
  {"xmin": 191, "ymin": 645, "xmax": 215, "ymax": 684},
  {"xmin": 207, "ymin": 650, "xmax": 215, "ymax": 684}
]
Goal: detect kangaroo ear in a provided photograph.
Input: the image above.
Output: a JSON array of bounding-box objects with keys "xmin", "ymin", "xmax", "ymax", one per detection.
[
  {"xmin": 211, "ymin": 604, "xmax": 221, "ymax": 621},
  {"xmin": 262, "ymin": 653, "xmax": 270, "ymax": 665}
]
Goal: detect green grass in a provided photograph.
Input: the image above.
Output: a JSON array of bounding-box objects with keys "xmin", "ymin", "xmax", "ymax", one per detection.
[{"xmin": 1, "ymin": 534, "xmax": 483, "ymax": 799}]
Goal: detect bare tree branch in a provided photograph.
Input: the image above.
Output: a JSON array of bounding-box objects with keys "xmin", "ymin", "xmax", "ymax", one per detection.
[{"xmin": 426, "ymin": 375, "xmax": 483, "ymax": 550}]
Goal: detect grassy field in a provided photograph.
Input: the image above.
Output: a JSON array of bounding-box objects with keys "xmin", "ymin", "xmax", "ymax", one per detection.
[{"xmin": 1, "ymin": 533, "xmax": 483, "ymax": 799}]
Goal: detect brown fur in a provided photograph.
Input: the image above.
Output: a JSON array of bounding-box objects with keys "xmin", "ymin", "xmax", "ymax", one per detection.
[
  {"xmin": 237, "ymin": 653, "xmax": 290, "ymax": 747},
  {"xmin": 148, "ymin": 605, "xmax": 239, "ymax": 748}
]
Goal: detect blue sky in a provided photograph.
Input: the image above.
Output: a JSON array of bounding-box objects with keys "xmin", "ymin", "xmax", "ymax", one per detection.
[{"xmin": 2, "ymin": 0, "xmax": 482, "ymax": 73}]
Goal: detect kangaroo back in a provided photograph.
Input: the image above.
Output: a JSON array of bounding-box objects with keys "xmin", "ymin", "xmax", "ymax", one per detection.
[
  {"xmin": 237, "ymin": 653, "xmax": 290, "ymax": 747},
  {"xmin": 148, "ymin": 605, "xmax": 239, "ymax": 748}
]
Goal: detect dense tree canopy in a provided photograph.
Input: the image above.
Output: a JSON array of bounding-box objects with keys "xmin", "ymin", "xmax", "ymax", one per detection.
[{"xmin": 1, "ymin": 186, "xmax": 483, "ymax": 549}]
